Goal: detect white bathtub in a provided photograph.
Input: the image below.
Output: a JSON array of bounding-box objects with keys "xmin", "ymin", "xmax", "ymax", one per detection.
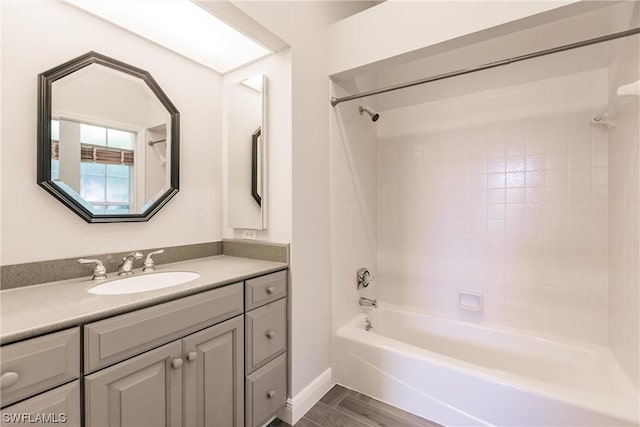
[{"xmin": 335, "ymin": 304, "xmax": 639, "ymax": 426}]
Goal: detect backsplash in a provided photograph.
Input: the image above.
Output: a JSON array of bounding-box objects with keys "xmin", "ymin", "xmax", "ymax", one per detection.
[
  {"xmin": 0, "ymin": 242, "xmax": 222, "ymax": 290},
  {"xmin": 376, "ymin": 68, "xmax": 609, "ymax": 344},
  {"xmin": 0, "ymin": 240, "xmax": 290, "ymax": 290}
]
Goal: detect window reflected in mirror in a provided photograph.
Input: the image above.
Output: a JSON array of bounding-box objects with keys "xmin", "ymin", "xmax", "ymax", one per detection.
[{"xmin": 50, "ymin": 120, "xmax": 136, "ymax": 214}]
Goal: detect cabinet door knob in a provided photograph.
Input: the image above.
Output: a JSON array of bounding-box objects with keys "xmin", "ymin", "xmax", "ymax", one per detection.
[
  {"xmin": 0, "ymin": 372, "xmax": 19, "ymax": 389},
  {"xmin": 266, "ymin": 286, "xmax": 275, "ymax": 294},
  {"xmin": 171, "ymin": 358, "xmax": 183, "ymax": 369},
  {"xmin": 187, "ymin": 352, "xmax": 198, "ymax": 362},
  {"xmin": 266, "ymin": 330, "xmax": 276, "ymax": 339},
  {"xmin": 266, "ymin": 389, "xmax": 275, "ymax": 399}
]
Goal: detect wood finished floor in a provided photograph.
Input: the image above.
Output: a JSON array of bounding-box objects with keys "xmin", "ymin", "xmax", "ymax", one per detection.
[{"xmin": 268, "ymin": 385, "xmax": 443, "ymax": 427}]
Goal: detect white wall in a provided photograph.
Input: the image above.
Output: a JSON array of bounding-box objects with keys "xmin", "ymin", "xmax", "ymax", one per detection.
[
  {"xmin": 328, "ymin": 0, "xmax": 579, "ymax": 76},
  {"xmin": 232, "ymin": 1, "xmax": 375, "ymax": 412},
  {"xmin": 1, "ymin": 1, "xmax": 222, "ymax": 265},
  {"xmin": 222, "ymin": 49, "xmax": 292, "ymax": 243},
  {"xmin": 607, "ymin": 1, "xmax": 640, "ymax": 391},
  {"xmin": 0, "ymin": 1, "xmax": 3, "ymax": 268}
]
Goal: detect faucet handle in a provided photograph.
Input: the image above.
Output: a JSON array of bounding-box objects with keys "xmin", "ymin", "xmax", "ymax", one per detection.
[
  {"xmin": 78, "ymin": 259, "xmax": 107, "ymax": 280},
  {"xmin": 357, "ymin": 268, "xmax": 374, "ymax": 289},
  {"xmin": 123, "ymin": 252, "xmax": 143, "ymax": 261},
  {"xmin": 143, "ymin": 249, "xmax": 164, "ymax": 272}
]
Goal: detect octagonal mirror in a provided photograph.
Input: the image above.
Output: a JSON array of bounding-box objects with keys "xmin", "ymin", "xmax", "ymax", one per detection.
[{"xmin": 37, "ymin": 51, "xmax": 179, "ymax": 223}]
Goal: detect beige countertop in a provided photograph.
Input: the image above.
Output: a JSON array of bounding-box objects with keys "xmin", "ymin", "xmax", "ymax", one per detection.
[{"xmin": 0, "ymin": 255, "xmax": 287, "ymax": 345}]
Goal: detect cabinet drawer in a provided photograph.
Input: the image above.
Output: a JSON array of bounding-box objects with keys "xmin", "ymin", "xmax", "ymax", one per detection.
[
  {"xmin": 1, "ymin": 380, "xmax": 80, "ymax": 427},
  {"xmin": 245, "ymin": 353, "xmax": 286, "ymax": 427},
  {"xmin": 84, "ymin": 283, "xmax": 243, "ymax": 373},
  {"xmin": 245, "ymin": 270, "xmax": 286, "ymax": 310},
  {"xmin": 246, "ymin": 299, "xmax": 286, "ymax": 373},
  {"xmin": 0, "ymin": 328, "xmax": 79, "ymax": 407}
]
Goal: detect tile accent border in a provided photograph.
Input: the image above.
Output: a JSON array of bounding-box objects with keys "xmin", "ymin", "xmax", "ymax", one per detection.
[
  {"xmin": 278, "ymin": 367, "xmax": 334, "ymax": 426},
  {"xmin": 0, "ymin": 241, "xmax": 222, "ymax": 290},
  {"xmin": 222, "ymin": 239, "xmax": 289, "ymax": 263}
]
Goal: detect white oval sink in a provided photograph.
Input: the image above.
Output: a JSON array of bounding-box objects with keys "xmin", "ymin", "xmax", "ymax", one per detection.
[{"xmin": 88, "ymin": 271, "xmax": 200, "ymax": 295}]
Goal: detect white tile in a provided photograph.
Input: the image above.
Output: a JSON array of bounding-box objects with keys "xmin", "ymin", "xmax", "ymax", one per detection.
[
  {"xmin": 367, "ymin": 67, "xmax": 615, "ymax": 347},
  {"xmin": 506, "ymin": 172, "xmax": 525, "ymax": 188},
  {"xmin": 507, "ymin": 156, "xmax": 526, "ymax": 172},
  {"xmin": 526, "ymin": 154, "xmax": 545, "ymax": 171},
  {"xmin": 569, "ymin": 150, "xmax": 592, "ymax": 168}
]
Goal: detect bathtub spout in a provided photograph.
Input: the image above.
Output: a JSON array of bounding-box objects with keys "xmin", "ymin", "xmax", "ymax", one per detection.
[{"xmin": 359, "ymin": 297, "xmax": 378, "ymax": 308}]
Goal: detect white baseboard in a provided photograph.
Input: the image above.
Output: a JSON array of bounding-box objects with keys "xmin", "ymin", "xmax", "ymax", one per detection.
[{"xmin": 278, "ymin": 368, "xmax": 334, "ymax": 425}]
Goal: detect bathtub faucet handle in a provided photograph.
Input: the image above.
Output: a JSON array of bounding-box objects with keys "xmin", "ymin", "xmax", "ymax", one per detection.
[
  {"xmin": 357, "ymin": 268, "xmax": 374, "ymax": 289},
  {"xmin": 364, "ymin": 317, "xmax": 373, "ymax": 331}
]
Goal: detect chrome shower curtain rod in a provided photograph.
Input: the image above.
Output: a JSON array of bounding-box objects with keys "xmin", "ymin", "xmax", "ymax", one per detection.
[{"xmin": 330, "ymin": 27, "xmax": 640, "ymax": 107}]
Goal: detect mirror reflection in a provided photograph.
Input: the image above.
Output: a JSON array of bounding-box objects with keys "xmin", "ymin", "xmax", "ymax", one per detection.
[
  {"xmin": 227, "ymin": 74, "xmax": 267, "ymax": 230},
  {"xmin": 50, "ymin": 63, "xmax": 171, "ymax": 215},
  {"xmin": 252, "ymin": 126, "xmax": 262, "ymax": 206}
]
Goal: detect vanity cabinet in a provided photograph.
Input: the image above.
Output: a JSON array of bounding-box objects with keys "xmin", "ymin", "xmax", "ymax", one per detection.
[
  {"xmin": 244, "ymin": 271, "xmax": 288, "ymax": 427},
  {"xmin": 0, "ymin": 328, "xmax": 81, "ymax": 427},
  {"xmin": 84, "ymin": 283, "xmax": 243, "ymax": 373},
  {"xmin": 84, "ymin": 283, "xmax": 245, "ymax": 427},
  {"xmin": 0, "ymin": 328, "xmax": 79, "ymax": 406},
  {"xmin": 85, "ymin": 316, "xmax": 244, "ymax": 427},
  {"xmin": 1, "ymin": 381, "xmax": 81, "ymax": 427},
  {"xmin": 0, "ymin": 268, "xmax": 288, "ymax": 427}
]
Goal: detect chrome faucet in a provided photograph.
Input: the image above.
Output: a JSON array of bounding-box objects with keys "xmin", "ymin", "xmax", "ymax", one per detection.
[
  {"xmin": 143, "ymin": 249, "xmax": 164, "ymax": 272},
  {"xmin": 359, "ymin": 297, "xmax": 378, "ymax": 308},
  {"xmin": 78, "ymin": 258, "xmax": 107, "ymax": 280},
  {"xmin": 364, "ymin": 317, "xmax": 373, "ymax": 331},
  {"xmin": 117, "ymin": 252, "xmax": 143, "ymax": 276}
]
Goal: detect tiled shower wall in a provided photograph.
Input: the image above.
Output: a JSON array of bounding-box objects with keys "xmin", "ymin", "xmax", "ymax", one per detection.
[
  {"xmin": 376, "ymin": 68, "xmax": 609, "ymax": 344},
  {"xmin": 608, "ymin": 33, "xmax": 639, "ymax": 390},
  {"xmin": 330, "ymin": 81, "xmax": 379, "ymax": 333}
]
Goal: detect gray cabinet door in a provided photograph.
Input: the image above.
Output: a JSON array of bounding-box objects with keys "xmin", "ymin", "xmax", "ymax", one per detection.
[
  {"xmin": 85, "ymin": 341, "xmax": 182, "ymax": 427},
  {"xmin": 183, "ymin": 315, "xmax": 244, "ymax": 427},
  {"xmin": 1, "ymin": 380, "xmax": 80, "ymax": 427}
]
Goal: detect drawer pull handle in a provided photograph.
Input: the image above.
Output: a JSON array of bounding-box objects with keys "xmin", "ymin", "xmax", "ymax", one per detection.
[
  {"xmin": 266, "ymin": 330, "xmax": 276, "ymax": 339},
  {"xmin": 0, "ymin": 372, "xmax": 19, "ymax": 389},
  {"xmin": 266, "ymin": 286, "xmax": 276, "ymax": 294},
  {"xmin": 187, "ymin": 352, "xmax": 198, "ymax": 362},
  {"xmin": 266, "ymin": 389, "xmax": 276, "ymax": 399},
  {"xmin": 171, "ymin": 358, "xmax": 183, "ymax": 369}
]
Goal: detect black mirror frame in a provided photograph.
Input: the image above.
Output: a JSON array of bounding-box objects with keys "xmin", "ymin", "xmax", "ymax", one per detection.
[
  {"xmin": 37, "ymin": 51, "xmax": 180, "ymax": 223},
  {"xmin": 251, "ymin": 127, "xmax": 261, "ymax": 207}
]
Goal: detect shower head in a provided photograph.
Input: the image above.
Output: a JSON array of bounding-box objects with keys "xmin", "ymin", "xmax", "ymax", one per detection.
[{"xmin": 359, "ymin": 106, "xmax": 380, "ymax": 122}]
